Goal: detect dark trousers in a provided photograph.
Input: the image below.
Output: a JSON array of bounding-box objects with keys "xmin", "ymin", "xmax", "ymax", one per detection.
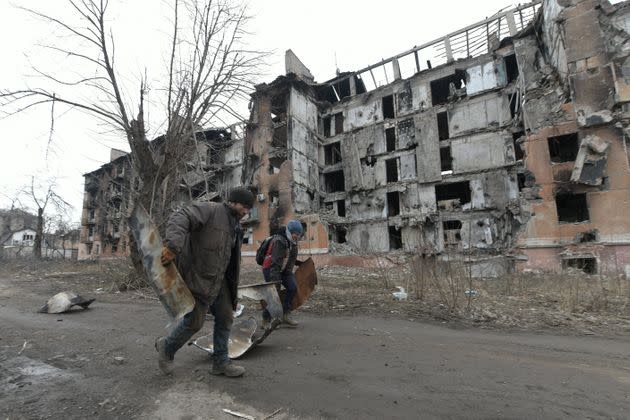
[
  {"xmin": 164, "ymin": 280, "xmax": 233, "ymax": 364},
  {"xmin": 262, "ymin": 268, "xmax": 297, "ymax": 320}
]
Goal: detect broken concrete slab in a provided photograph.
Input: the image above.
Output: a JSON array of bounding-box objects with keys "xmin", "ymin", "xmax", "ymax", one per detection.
[{"xmin": 570, "ymin": 135, "xmax": 610, "ymax": 185}]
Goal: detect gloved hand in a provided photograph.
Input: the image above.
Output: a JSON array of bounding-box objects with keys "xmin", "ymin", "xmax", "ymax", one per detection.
[{"xmin": 160, "ymin": 246, "xmax": 177, "ymax": 267}]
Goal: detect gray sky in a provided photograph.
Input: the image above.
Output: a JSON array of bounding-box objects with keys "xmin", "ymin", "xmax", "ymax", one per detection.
[{"xmin": 0, "ymin": 0, "xmax": 528, "ymax": 222}]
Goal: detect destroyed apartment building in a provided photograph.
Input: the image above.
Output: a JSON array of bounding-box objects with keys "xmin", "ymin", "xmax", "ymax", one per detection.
[
  {"xmin": 79, "ymin": 0, "xmax": 630, "ymax": 277},
  {"xmin": 78, "ymin": 127, "xmax": 245, "ymax": 260}
]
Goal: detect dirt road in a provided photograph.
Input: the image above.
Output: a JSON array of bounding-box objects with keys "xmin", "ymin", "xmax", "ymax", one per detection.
[{"xmin": 1, "ymin": 274, "xmax": 629, "ymax": 419}]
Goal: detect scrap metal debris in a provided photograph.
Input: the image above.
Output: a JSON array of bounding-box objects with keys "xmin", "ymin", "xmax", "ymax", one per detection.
[
  {"xmin": 222, "ymin": 408, "xmax": 255, "ymax": 420},
  {"xmin": 262, "ymin": 408, "xmax": 283, "ymax": 420},
  {"xmin": 191, "ymin": 282, "xmax": 283, "ymax": 359},
  {"xmin": 192, "ymin": 259, "xmax": 318, "ymax": 359},
  {"xmin": 392, "ymin": 287, "xmax": 408, "ymax": 301},
  {"xmin": 37, "ymin": 291, "xmax": 95, "ymax": 314},
  {"xmin": 128, "ymin": 204, "xmax": 195, "ymax": 320}
]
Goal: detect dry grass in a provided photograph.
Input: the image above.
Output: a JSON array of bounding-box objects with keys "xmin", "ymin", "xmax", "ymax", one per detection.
[
  {"xmin": 0, "ymin": 257, "xmax": 147, "ymax": 294},
  {"xmin": 300, "ymin": 256, "xmax": 630, "ymax": 336}
]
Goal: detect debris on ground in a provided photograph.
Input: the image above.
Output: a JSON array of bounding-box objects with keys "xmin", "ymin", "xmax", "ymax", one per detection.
[
  {"xmin": 392, "ymin": 287, "xmax": 408, "ymax": 301},
  {"xmin": 37, "ymin": 291, "xmax": 95, "ymax": 314},
  {"xmin": 262, "ymin": 408, "xmax": 283, "ymax": 419},
  {"xmin": 222, "ymin": 408, "xmax": 255, "ymax": 420}
]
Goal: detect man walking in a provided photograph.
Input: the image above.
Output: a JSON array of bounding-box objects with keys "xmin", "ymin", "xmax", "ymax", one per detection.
[
  {"xmin": 155, "ymin": 187, "xmax": 254, "ymax": 377},
  {"xmin": 261, "ymin": 220, "xmax": 303, "ymax": 328}
]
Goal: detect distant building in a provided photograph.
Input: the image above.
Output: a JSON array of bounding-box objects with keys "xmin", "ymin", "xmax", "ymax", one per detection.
[
  {"xmin": 0, "ymin": 208, "xmax": 37, "ymax": 239},
  {"xmin": 78, "ymin": 128, "xmax": 244, "ymax": 260},
  {"xmin": 0, "ymin": 223, "xmax": 78, "ymax": 259}
]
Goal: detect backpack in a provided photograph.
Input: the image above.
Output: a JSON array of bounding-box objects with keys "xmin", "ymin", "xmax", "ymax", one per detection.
[
  {"xmin": 255, "ymin": 234, "xmax": 289, "ymax": 266},
  {"xmin": 255, "ymin": 236, "xmax": 275, "ymax": 265}
]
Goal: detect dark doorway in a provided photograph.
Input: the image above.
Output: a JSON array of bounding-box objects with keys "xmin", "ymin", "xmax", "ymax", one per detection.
[
  {"xmin": 336, "ymin": 199, "xmax": 346, "ymax": 217},
  {"xmin": 437, "ymin": 111, "xmax": 449, "ymax": 140},
  {"xmin": 388, "ymin": 226, "xmax": 402, "ymax": 250},
  {"xmin": 504, "ymin": 54, "xmax": 519, "ymax": 84},
  {"xmin": 382, "ymin": 95, "xmax": 395, "ymax": 119},
  {"xmin": 548, "ymin": 133, "xmax": 579, "ymax": 163},
  {"xmin": 435, "ymin": 181, "xmax": 471, "ymax": 205},
  {"xmin": 386, "ymin": 127, "xmax": 396, "ymax": 151},
  {"xmin": 430, "ymin": 70, "xmax": 467, "ymax": 105},
  {"xmin": 324, "ymin": 170, "xmax": 345, "ymax": 193},
  {"xmin": 386, "ymin": 158, "xmax": 399, "ymax": 183},
  {"xmin": 563, "ymin": 257, "xmax": 597, "ymax": 274},
  {"xmin": 387, "ymin": 192, "xmax": 400, "ymax": 217},
  {"xmin": 556, "ymin": 193, "xmax": 589, "ymax": 223},
  {"xmin": 440, "ymin": 146, "xmax": 453, "ymax": 172}
]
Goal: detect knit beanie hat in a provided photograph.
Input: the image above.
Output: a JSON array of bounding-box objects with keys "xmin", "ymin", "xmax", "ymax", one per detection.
[
  {"xmin": 227, "ymin": 187, "xmax": 254, "ymax": 208},
  {"xmin": 287, "ymin": 220, "xmax": 303, "ymax": 235}
]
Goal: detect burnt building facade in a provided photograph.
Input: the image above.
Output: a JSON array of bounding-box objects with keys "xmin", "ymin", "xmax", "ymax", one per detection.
[
  {"xmin": 241, "ymin": 0, "xmax": 630, "ymax": 276},
  {"xmin": 78, "ymin": 127, "xmax": 245, "ymax": 260},
  {"xmin": 79, "ymin": 0, "xmax": 630, "ymax": 277}
]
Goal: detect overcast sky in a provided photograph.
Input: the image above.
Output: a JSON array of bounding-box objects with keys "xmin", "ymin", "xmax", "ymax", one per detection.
[{"xmin": 0, "ymin": 0, "xmax": 530, "ymax": 222}]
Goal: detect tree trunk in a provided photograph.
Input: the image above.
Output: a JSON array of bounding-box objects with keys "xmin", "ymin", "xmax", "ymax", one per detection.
[{"xmin": 33, "ymin": 207, "xmax": 44, "ymax": 259}]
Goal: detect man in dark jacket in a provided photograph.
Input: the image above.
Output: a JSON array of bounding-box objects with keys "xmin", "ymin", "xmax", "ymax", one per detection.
[
  {"xmin": 155, "ymin": 187, "xmax": 254, "ymax": 377},
  {"xmin": 261, "ymin": 219, "xmax": 303, "ymax": 328}
]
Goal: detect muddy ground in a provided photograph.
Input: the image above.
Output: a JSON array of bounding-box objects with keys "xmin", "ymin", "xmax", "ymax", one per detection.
[{"xmin": 1, "ymin": 260, "xmax": 630, "ymax": 419}]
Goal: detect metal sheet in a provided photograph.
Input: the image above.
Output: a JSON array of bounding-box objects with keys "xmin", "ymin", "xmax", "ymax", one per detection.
[
  {"xmin": 128, "ymin": 205, "xmax": 195, "ymax": 320},
  {"xmin": 191, "ymin": 259, "xmax": 318, "ymax": 359},
  {"xmin": 189, "ymin": 317, "xmax": 279, "ymax": 359},
  {"xmin": 237, "ymin": 282, "xmax": 283, "ymax": 319},
  {"xmin": 291, "ymin": 257, "xmax": 318, "ymax": 310}
]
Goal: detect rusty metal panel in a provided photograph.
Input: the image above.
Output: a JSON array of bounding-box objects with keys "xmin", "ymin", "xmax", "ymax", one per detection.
[
  {"xmin": 128, "ymin": 205, "xmax": 195, "ymax": 320},
  {"xmin": 291, "ymin": 257, "xmax": 317, "ymax": 310}
]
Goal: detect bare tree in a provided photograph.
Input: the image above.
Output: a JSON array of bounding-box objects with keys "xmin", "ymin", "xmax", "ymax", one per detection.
[
  {"xmin": 1, "ymin": 0, "xmax": 266, "ymax": 268},
  {"xmin": 22, "ymin": 177, "xmax": 72, "ymax": 259}
]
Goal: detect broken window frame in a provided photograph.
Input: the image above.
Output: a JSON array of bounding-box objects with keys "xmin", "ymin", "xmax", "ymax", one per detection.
[
  {"xmin": 385, "ymin": 127, "xmax": 397, "ymax": 152},
  {"xmin": 512, "ymin": 132, "xmax": 525, "ymax": 161},
  {"xmin": 386, "ymin": 191, "xmax": 401, "ymax": 217},
  {"xmin": 323, "ymin": 170, "xmax": 346, "ymax": 193},
  {"xmin": 388, "ymin": 226, "xmax": 403, "ymax": 250},
  {"xmin": 440, "ymin": 145, "xmax": 453, "ymax": 174},
  {"xmin": 385, "ymin": 158, "xmax": 400, "ymax": 183},
  {"xmin": 555, "ymin": 192, "xmax": 590, "ymax": 224},
  {"xmin": 437, "ymin": 111, "xmax": 449, "ymax": 141},
  {"xmin": 323, "ymin": 116, "xmax": 332, "ymax": 138},
  {"xmin": 382, "ymin": 95, "xmax": 395, "ymax": 119},
  {"xmin": 435, "ymin": 181, "xmax": 472, "ymax": 209},
  {"xmin": 504, "ymin": 54, "xmax": 519, "ymax": 84},
  {"xmin": 547, "ymin": 133, "xmax": 579, "ymax": 163},
  {"xmin": 330, "ymin": 226, "xmax": 347, "ymax": 244},
  {"xmin": 324, "ymin": 142, "xmax": 343, "ymax": 165},
  {"xmin": 430, "ymin": 70, "xmax": 467, "ymax": 106},
  {"xmin": 563, "ymin": 257, "xmax": 597, "ymax": 275},
  {"xmin": 443, "ymin": 220, "xmax": 462, "ymax": 249},
  {"xmin": 517, "ymin": 173, "xmax": 527, "ymax": 191},
  {"xmin": 336, "ymin": 199, "xmax": 346, "ymax": 217},
  {"xmin": 334, "ymin": 112, "xmax": 344, "ymax": 135}
]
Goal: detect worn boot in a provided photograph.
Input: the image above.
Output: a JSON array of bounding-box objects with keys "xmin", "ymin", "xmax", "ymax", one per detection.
[
  {"xmin": 155, "ymin": 337, "xmax": 174, "ymax": 375},
  {"xmin": 282, "ymin": 312, "xmax": 298, "ymax": 327},
  {"xmin": 211, "ymin": 360, "xmax": 245, "ymax": 377}
]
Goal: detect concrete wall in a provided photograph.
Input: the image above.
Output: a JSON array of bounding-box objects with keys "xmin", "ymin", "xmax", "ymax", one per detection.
[
  {"xmin": 448, "ymin": 94, "xmax": 511, "ymax": 138},
  {"xmin": 451, "ymin": 132, "xmax": 513, "ymax": 173}
]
